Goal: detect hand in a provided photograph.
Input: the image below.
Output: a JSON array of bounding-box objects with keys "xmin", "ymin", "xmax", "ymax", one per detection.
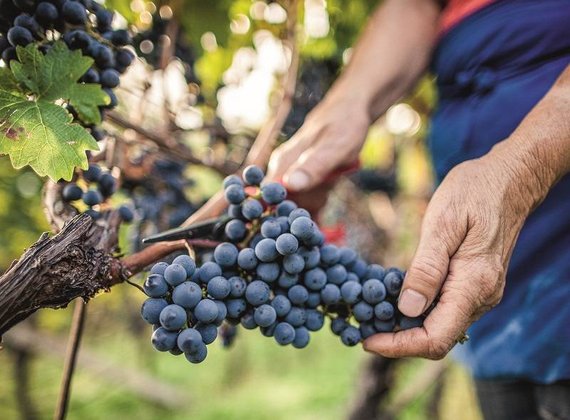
[
  {"xmin": 364, "ymin": 147, "xmax": 539, "ymax": 359},
  {"xmin": 267, "ymin": 94, "xmax": 371, "ymax": 191}
]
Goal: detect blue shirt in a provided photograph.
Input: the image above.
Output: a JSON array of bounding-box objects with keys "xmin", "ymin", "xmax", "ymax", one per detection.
[{"xmin": 429, "ymin": 0, "xmax": 570, "ymax": 383}]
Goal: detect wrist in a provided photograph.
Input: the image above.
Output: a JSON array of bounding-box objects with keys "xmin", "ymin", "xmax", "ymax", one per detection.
[
  {"xmin": 324, "ymin": 76, "xmax": 376, "ymax": 121},
  {"xmin": 485, "ymin": 135, "xmax": 558, "ymax": 216}
]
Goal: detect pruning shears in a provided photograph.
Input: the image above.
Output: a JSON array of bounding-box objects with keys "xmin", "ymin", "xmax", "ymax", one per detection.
[{"xmin": 141, "ymin": 215, "xmax": 231, "ymax": 244}]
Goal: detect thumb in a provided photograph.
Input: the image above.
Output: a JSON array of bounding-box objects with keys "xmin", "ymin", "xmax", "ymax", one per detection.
[
  {"xmin": 398, "ymin": 211, "xmax": 465, "ymax": 317},
  {"xmin": 283, "ymin": 144, "xmax": 340, "ymax": 191}
]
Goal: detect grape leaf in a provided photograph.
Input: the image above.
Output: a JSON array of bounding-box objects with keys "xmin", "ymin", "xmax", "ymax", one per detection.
[
  {"xmin": 10, "ymin": 42, "xmax": 109, "ymax": 124},
  {"xmin": 0, "ymin": 90, "xmax": 99, "ymax": 181},
  {"xmin": 0, "ymin": 67, "xmax": 21, "ymax": 93}
]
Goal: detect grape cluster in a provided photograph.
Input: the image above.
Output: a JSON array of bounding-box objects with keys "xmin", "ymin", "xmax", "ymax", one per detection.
[
  {"xmin": 62, "ymin": 163, "xmax": 133, "ymax": 222},
  {"xmin": 0, "ymin": 0, "xmax": 135, "ymax": 138},
  {"xmin": 140, "ymin": 165, "xmax": 423, "ymax": 364}
]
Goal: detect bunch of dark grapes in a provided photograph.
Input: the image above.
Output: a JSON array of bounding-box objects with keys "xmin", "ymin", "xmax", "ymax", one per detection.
[
  {"xmin": 140, "ymin": 165, "xmax": 423, "ymax": 364},
  {"xmin": 0, "ymin": 0, "xmax": 136, "ymax": 138},
  {"xmin": 62, "ymin": 163, "xmax": 133, "ymax": 222}
]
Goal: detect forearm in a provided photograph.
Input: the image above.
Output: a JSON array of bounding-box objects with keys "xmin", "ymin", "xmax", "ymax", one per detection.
[
  {"xmin": 325, "ymin": 0, "xmax": 441, "ymax": 120},
  {"xmin": 487, "ymin": 65, "xmax": 570, "ymax": 214}
]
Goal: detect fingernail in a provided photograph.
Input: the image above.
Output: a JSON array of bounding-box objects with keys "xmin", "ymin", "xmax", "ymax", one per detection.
[
  {"xmin": 286, "ymin": 170, "xmax": 310, "ymax": 191},
  {"xmin": 398, "ymin": 289, "xmax": 427, "ymax": 317}
]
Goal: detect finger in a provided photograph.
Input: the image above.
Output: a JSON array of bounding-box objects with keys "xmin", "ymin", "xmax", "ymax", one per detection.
[
  {"xmin": 398, "ymin": 203, "xmax": 467, "ymax": 317},
  {"xmin": 266, "ymin": 132, "xmax": 314, "ymax": 183},
  {"xmin": 282, "ymin": 136, "xmax": 345, "ymax": 191},
  {"xmin": 364, "ymin": 283, "xmax": 474, "ymax": 359}
]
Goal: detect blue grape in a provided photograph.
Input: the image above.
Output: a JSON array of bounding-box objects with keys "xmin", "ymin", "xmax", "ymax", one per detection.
[
  {"xmin": 339, "ymin": 247, "xmax": 358, "ymax": 266},
  {"xmin": 82, "ymin": 189, "xmax": 103, "ymax": 206},
  {"xmin": 399, "ymin": 316, "xmax": 423, "ymax": 330},
  {"xmin": 271, "ymin": 295, "xmax": 292, "ymax": 317},
  {"xmin": 254, "ymin": 304, "xmax": 277, "ymax": 327},
  {"xmin": 374, "ymin": 318, "xmax": 396, "ymax": 332},
  {"xmin": 141, "ymin": 298, "xmax": 168, "ymax": 324},
  {"xmin": 305, "ymin": 229, "xmax": 324, "ymax": 247},
  {"xmin": 341, "ymin": 326, "xmax": 362, "ymax": 346},
  {"xmin": 242, "ymin": 198, "xmax": 264, "ymax": 220},
  {"xmin": 349, "ymin": 259, "xmax": 368, "ymax": 278},
  {"xmin": 207, "ymin": 276, "xmax": 231, "ymax": 299},
  {"xmin": 331, "ymin": 317, "xmax": 349, "ymax": 335},
  {"xmin": 172, "ymin": 282, "xmax": 202, "ymax": 309},
  {"xmin": 195, "ymin": 322, "xmax": 218, "ymax": 344},
  {"xmin": 177, "ymin": 328, "xmax": 203, "ymax": 353},
  {"xmin": 276, "ymin": 216, "xmax": 290, "ymax": 232},
  {"xmin": 277, "ymin": 272, "xmax": 298, "ymax": 289},
  {"xmin": 184, "ymin": 342, "xmax": 207, "ymax": 363},
  {"xmin": 288, "ymin": 208, "xmax": 310, "ymax": 224},
  {"xmin": 321, "ymin": 284, "xmax": 341, "ymax": 305},
  {"xmin": 151, "ymin": 327, "xmax": 178, "ymax": 352},
  {"xmin": 299, "ymin": 247, "xmax": 320, "ymax": 269},
  {"xmin": 62, "ymin": 0, "xmax": 87, "ymax": 24},
  {"xmin": 214, "ymin": 243, "xmax": 239, "ymax": 267},
  {"xmin": 374, "ymin": 301, "xmax": 394, "ymax": 321},
  {"xmin": 214, "ymin": 301, "xmax": 228, "ymax": 324},
  {"xmin": 305, "ymin": 309, "xmax": 324, "ymax": 331},
  {"xmin": 118, "ymin": 205, "xmax": 134, "ymax": 222},
  {"xmin": 241, "ymin": 311, "xmax": 257, "ymax": 329},
  {"xmin": 366, "ymin": 264, "xmax": 386, "ymax": 280},
  {"xmin": 359, "ymin": 322, "xmax": 377, "ymax": 340},
  {"xmin": 249, "ymin": 233, "xmax": 263, "ymax": 248},
  {"xmin": 326, "ymin": 264, "xmax": 348, "ymax": 285},
  {"xmin": 224, "ymin": 184, "xmax": 246, "ymax": 204},
  {"xmin": 35, "ymin": 3, "xmax": 58, "ymax": 26},
  {"xmin": 284, "ymin": 307, "xmax": 306, "ymax": 327},
  {"xmin": 245, "ymin": 280, "xmax": 270, "ymax": 306},
  {"xmin": 194, "ymin": 299, "xmax": 219, "ymax": 323},
  {"xmin": 320, "ymin": 244, "xmax": 340, "ymax": 266},
  {"xmin": 274, "ymin": 322, "xmax": 296, "ymax": 345},
  {"xmin": 237, "ymin": 248, "xmax": 258, "ymax": 270},
  {"xmin": 304, "ymin": 268, "xmax": 327, "ymax": 291},
  {"xmin": 260, "ymin": 219, "xmax": 281, "ymax": 238},
  {"xmin": 199, "ymin": 262, "xmax": 222, "ymax": 283},
  {"xmin": 7, "ymin": 26, "xmax": 33, "ymax": 47},
  {"xmin": 256, "ymin": 262, "xmax": 280, "ymax": 283},
  {"xmin": 172, "ymin": 255, "xmax": 196, "ymax": 277},
  {"xmin": 292, "ymin": 327, "xmax": 310, "ymax": 349},
  {"xmin": 290, "ymin": 216, "xmax": 316, "ymax": 241},
  {"xmin": 228, "ymin": 276, "xmax": 247, "ymax": 297},
  {"xmin": 143, "ymin": 274, "xmax": 168, "ymax": 298},
  {"xmin": 84, "ymin": 208, "xmax": 101, "ymax": 220},
  {"xmin": 159, "ymin": 304, "xmax": 187, "ymax": 331},
  {"xmin": 243, "ymin": 165, "xmax": 264, "ymax": 186},
  {"xmin": 306, "ymin": 292, "xmax": 321, "ymax": 308},
  {"xmin": 225, "ymin": 219, "xmax": 247, "ymax": 242},
  {"xmin": 383, "ymin": 270, "xmax": 404, "ymax": 296},
  {"xmin": 100, "ymin": 68, "xmax": 120, "ymax": 88},
  {"xmin": 283, "ymin": 254, "xmax": 305, "ymax": 274},
  {"xmin": 346, "ymin": 272, "xmax": 360, "ymax": 283},
  {"xmin": 260, "ymin": 322, "xmax": 278, "ymax": 337},
  {"xmin": 276, "ymin": 200, "xmax": 297, "ymax": 217},
  {"xmin": 276, "ymin": 233, "xmax": 299, "ymax": 256},
  {"xmin": 97, "ymin": 173, "xmax": 116, "ymax": 197},
  {"xmin": 353, "ymin": 302, "xmax": 374, "ymax": 322},
  {"xmin": 340, "ymin": 281, "xmax": 362, "ymax": 304},
  {"xmin": 150, "ymin": 262, "xmax": 169, "ymax": 275},
  {"xmin": 226, "ymin": 299, "xmax": 247, "ymax": 318},
  {"xmin": 83, "ymin": 164, "xmax": 102, "ymax": 182},
  {"xmin": 362, "ymin": 279, "xmax": 387, "ymax": 304},
  {"xmin": 62, "ymin": 184, "xmax": 83, "ymax": 201},
  {"xmin": 255, "ymin": 238, "xmax": 278, "ymax": 262},
  {"xmin": 164, "ymin": 264, "xmax": 187, "ymax": 287},
  {"xmin": 228, "ymin": 204, "xmax": 243, "ymax": 219},
  {"xmin": 223, "ymin": 174, "xmax": 243, "ymax": 189},
  {"xmin": 288, "ymin": 285, "xmax": 309, "ymax": 305},
  {"xmin": 261, "ymin": 182, "xmax": 286, "ymax": 204}
]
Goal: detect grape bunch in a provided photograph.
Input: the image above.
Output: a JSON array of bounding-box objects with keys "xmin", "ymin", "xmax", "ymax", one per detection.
[
  {"xmin": 61, "ymin": 163, "xmax": 133, "ymax": 222},
  {"xmin": 140, "ymin": 165, "xmax": 423, "ymax": 364},
  {"xmin": 0, "ymin": 0, "xmax": 135, "ymax": 137}
]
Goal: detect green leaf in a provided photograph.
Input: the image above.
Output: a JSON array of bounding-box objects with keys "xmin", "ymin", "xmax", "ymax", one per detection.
[
  {"xmin": 0, "ymin": 67, "xmax": 22, "ymax": 94},
  {"xmin": 11, "ymin": 42, "xmax": 109, "ymax": 124},
  {"xmin": 0, "ymin": 91, "xmax": 99, "ymax": 181}
]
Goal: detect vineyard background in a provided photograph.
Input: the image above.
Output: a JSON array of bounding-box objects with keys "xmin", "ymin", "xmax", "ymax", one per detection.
[{"xmin": 0, "ymin": 0, "xmax": 482, "ymax": 418}]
